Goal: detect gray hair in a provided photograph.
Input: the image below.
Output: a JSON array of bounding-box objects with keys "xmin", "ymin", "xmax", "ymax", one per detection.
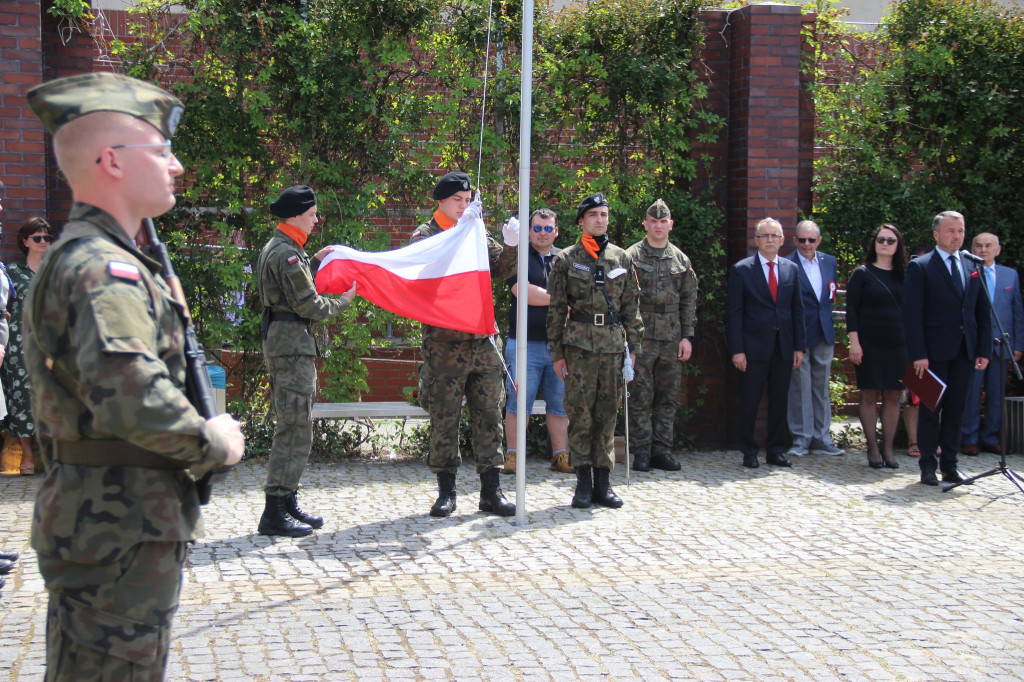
[
  {"xmin": 795, "ymin": 220, "xmax": 820, "ymax": 238},
  {"xmin": 932, "ymin": 210, "xmax": 965, "ymax": 230},
  {"xmin": 755, "ymin": 217, "xmax": 782, "ymax": 235}
]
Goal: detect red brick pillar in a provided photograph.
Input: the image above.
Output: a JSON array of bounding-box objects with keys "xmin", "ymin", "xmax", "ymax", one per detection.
[
  {"xmin": 0, "ymin": 0, "xmax": 47, "ymax": 256},
  {"xmin": 727, "ymin": 3, "xmax": 805, "ymax": 263}
]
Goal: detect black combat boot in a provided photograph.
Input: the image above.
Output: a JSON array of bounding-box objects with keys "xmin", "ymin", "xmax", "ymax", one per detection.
[
  {"xmin": 479, "ymin": 467, "xmax": 516, "ymax": 516},
  {"xmin": 571, "ymin": 466, "xmax": 593, "ymax": 509},
  {"xmin": 633, "ymin": 451, "xmax": 651, "ymax": 472},
  {"xmin": 650, "ymin": 451, "xmax": 681, "ymax": 471},
  {"xmin": 430, "ymin": 471, "xmax": 458, "ymax": 517},
  {"xmin": 591, "ymin": 467, "xmax": 624, "ymax": 508},
  {"xmin": 258, "ymin": 494, "xmax": 314, "ymax": 537},
  {"xmin": 285, "ymin": 492, "xmax": 324, "ymax": 529}
]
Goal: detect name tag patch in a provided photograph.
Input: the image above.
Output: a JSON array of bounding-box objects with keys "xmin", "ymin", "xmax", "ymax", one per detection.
[
  {"xmin": 607, "ymin": 267, "xmax": 627, "ymax": 280},
  {"xmin": 572, "ymin": 262, "xmax": 591, "ymax": 273},
  {"xmin": 108, "ymin": 262, "xmax": 141, "ymax": 282}
]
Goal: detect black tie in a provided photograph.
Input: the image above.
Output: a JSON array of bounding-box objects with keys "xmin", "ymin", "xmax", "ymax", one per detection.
[
  {"xmin": 949, "ymin": 255, "xmax": 963, "ymax": 297},
  {"xmin": 543, "ymin": 254, "xmax": 554, "ymax": 277}
]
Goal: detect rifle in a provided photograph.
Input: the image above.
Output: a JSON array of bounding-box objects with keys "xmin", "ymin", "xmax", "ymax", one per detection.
[{"xmin": 143, "ymin": 217, "xmax": 232, "ymax": 504}]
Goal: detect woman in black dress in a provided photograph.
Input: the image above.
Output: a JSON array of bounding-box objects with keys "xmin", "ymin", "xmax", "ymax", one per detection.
[{"xmin": 847, "ymin": 223, "xmax": 907, "ymax": 469}]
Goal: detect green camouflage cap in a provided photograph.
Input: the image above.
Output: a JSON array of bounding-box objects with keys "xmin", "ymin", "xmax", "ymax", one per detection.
[
  {"xmin": 27, "ymin": 72, "xmax": 185, "ymax": 139},
  {"xmin": 647, "ymin": 198, "xmax": 671, "ymax": 220}
]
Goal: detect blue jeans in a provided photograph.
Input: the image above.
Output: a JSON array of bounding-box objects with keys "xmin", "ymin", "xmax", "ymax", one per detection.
[{"xmin": 504, "ymin": 338, "xmax": 566, "ymax": 417}]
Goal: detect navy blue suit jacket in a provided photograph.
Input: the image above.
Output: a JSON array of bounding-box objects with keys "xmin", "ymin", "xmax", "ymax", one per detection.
[
  {"xmin": 786, "ymin": 250, "xmax": 837, "ymax": 348},
  {"xmin": 903, "ymin": 249, "xmax": 992, "ymax": 363},
  {"xmin": 726, "ymin": 255, "xmax": 806, "ymax": 362}
]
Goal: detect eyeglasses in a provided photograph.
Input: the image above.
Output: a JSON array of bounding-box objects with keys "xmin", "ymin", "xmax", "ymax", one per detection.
[
  {"xmin": 876, "ymin": 237, "xmax": 898, "ymax": 245},
  {"xmin": 95, "ymin": 141, "xmax": 174, "ymax": 164},
  {"xmin": 756, "ymin": 234, "xmax": 784, "ymax": 240},
  {"xmin": 29, "ymin": 234, "xmax": 53, "ymax": 244},
  {"xmin": 796, "ymin": 237, "xmax": 819, "ymax": 244},
  {"xmin": 531, "ymin": 225, "xmax": 555, "ymax": 233}
]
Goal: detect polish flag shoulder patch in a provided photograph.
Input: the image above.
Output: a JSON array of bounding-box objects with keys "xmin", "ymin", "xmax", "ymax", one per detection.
[
  {"xmin": 108, "ymin": 261, "xmax": 141, "ymax": 282},
  {"xmin": 287, "ymin": 255, "xmax": 300, "ymax": 265}
]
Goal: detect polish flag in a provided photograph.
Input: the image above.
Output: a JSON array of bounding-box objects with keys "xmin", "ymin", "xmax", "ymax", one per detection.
[{"xmin": 315, "ymin": 209, "xmax": 497, "ymax": 335}]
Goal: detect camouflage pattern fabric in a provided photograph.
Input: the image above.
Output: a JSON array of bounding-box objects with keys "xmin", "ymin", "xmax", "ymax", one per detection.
[
  {"xmin": 39, "ymin": 541, "xmax": 187, "ymax": 682},
  {"xmin": 257, "ymin": 228, "xmax": 348, "ymax": 496},
  {"xmin": 0, "ymin": 261, "xmax": 10, "ymax": 422},
  {"xmin": 418, "ymin": 337, "xmax": 506, "ymax": 473},
  {"xmin": 547, "ymin": 241, "xmax": 644, "ymax": 468},
  {"xmin": 411, "ymin": 216, "xmax": 516, "ymax": 472},
  {"xmin": 562, "ymin": 346, "xmax": 621, "ymax": 468},
  {"xmin": 24, "ymin": 203, "xmax": 231, "ymax": 679},
  {"xmin": 26, "ymin": 71, "xmax": 184, "ymax": 139},
  {"xmin": 625, "ymin": 239, "xmax": 698, "ymax": 456}
]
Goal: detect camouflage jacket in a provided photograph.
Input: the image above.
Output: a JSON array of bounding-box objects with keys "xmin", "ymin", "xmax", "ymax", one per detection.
[
  {"xmin": 25, "ymin": 203, "xmax": 231, "ymax": 562},
  {"xmin": 546, "ymin": 240, "xmax": 644, "ymax": 360},
  {"xmin": 409, "ymin": 216, "xmax": 516, "ymax": 343},
  {"xmin": 626, "ymin": 239, "xmax": 698, "ymax": 342},
  {"xmin": 257, "ymin": 229, "xmax": 349, "ymax": 357}
]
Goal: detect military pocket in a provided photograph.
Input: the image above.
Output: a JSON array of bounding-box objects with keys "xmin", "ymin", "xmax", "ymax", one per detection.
[
  {"xmin": 279, "ymin": 388, "xmax": 312, "ymax": 425},
  {"xmin": 57, "ymin": 592, "xmax": 166, "ymax": 666},
  {"xmin": 417, "ymin": 364, "xmax": 433, "ymax": 413},
  {"xmin": 91, "ymin": 292, "xmax": 156, "ymax": 354}
]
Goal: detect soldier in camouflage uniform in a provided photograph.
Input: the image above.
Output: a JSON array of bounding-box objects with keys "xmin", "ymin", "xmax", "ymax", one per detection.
[
  {"xmin": 256, "ymin": 186, "xmax": 357, "ymax": 538},
  {"xmin": 546, "ymin": 193, "xmax": 644, "ymax": 509},
  {"xmin": 626, "ymin": 199, "xmax": 698, "ymax": 472},
  {"xmin": 24, "ymin": 72, "xmax": 245, "ymax": 682},
  {"xmin": 412, "ymin": 171, "xmax": 519, "ymax": 518}
]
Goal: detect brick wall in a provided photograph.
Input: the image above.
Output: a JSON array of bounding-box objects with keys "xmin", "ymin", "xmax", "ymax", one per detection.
[{"xmin": 1, "ymin": 2, "xmax": 821, "ymax": 448}]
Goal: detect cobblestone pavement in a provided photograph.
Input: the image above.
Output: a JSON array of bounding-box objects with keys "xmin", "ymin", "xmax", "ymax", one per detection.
[{"xmin": 2, "ymin": 448, "xmax": 1024, "ymax": 681}]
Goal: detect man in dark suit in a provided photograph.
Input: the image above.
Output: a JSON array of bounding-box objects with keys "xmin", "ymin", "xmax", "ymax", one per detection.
[
  {"xmin": 903, "ymin": 210, "xmax": 992, "ymax": 486},
  {"xmin": 786, "ymin": 220, "xmax": 844, "ymax": 458},
  {"xmin": 962, "ymin": 232, "xmax": 1024, "ymax": 455},
  {"xmin": 727, "ymin": 217, "xmax": 806, "ymax": 468}
]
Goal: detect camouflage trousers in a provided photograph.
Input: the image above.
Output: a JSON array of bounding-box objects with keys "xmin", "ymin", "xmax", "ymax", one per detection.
[
  {"xmin": 628, "ymin": 338, "xmax": 683, "ymax": 457},
  {"xmin": 264, "ymin": 353, "xmax": 317, "ymax": 496},
  {"xmin": 419, "ymin": 337, "xmax": 505, "ymax": 474},
  {"xmin": 39, "ymin": 540, "xmax": 187, "ymax": 682},
  {"xmin": 563, "ymin": 346, "xmax": 623, "ymax": 469}
]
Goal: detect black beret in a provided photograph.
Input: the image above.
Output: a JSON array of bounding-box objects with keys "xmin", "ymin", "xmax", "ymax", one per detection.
[
  {"xmin": 575, "ymin": 192, "xmax": 610, "ymax": 223},
  {"xmin": 432, "ymin": 171, "xmax": 473, "ymax": 201},
  {"xmin": 270, "ymin": 185, "xmax": 317, "ymax": 219}
]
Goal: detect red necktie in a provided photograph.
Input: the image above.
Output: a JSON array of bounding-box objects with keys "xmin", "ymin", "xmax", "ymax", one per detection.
[{"xmin": 768, "ymin": 261, "xmax": 778, "ymax": 302}]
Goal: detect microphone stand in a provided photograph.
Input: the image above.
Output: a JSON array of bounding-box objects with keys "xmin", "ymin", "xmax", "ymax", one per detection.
[{"xmin": 943, "ymin": 262, "xmax": 1024, "ymax": 493}]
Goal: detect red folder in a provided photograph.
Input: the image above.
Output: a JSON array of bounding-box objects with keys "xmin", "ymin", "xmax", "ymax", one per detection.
[{"xmin": 902, "ymin": 364, "xmax": 947, "ymax": 412}]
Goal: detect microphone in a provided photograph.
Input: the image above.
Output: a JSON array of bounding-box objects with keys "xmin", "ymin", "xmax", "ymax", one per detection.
[{"xmin": 960, "ymin": 250, "xmax": 985, "ymax": 264}]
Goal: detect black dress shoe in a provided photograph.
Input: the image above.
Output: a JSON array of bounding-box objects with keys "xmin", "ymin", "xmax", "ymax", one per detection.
[
  {"xmin": 0, "ymin": 550, "xmax": 18, "ymax": 562},
  {"xmin": 0, "ymin": 560, "xmax": 13, "ymax": 575},
  {"xmin": 920, "ymin": 471, "xmax": 939, "ymax": 486},
  {"xmin": 765, "ymin": 453, "xmax": 792, "ymax": 467},
  {"xmin": 650, "ymin": 452, "xmax": 682, "ymax": 471},
  {"xmin": 742, "ymin": 453, "xmax": 760, "ymax": 468},
  {"xmin": 942, "ymin": 469, "xmax": 972, "ymax": 485}
]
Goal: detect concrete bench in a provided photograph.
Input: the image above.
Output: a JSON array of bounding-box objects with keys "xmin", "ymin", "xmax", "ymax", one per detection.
[{"xmin": 312, "ymin": 400, "xmax": 547, "ymax": 420}]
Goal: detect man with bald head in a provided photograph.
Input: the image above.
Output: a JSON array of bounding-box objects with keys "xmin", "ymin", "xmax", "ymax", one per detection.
[
  {"xmin": 25, "ymin": 72, "xmax": 244, "ymax": 679},
  {"xmin": 961, "ymin": 232, "xmax": 1024, "ymax": 456}
]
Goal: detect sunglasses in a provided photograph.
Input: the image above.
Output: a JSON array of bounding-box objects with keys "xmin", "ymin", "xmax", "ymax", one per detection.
[
  {"xmin": 875, "ymin": 236, "xmax": 898, "ymax": 245},
  {"xmin": 29, "ymin": 234, "xmax": 53, "ymax": 244},
  {"xmin": 796, "ymin": 237, "xmax": 819, "ymax": 244},
  {"xmin": 531, "ymin": 225, "xmax": 555, "ymax": 233}
]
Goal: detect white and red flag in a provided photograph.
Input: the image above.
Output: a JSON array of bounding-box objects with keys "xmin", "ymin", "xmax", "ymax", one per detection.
[{"xmin": 314, "ymin": 204, "xmax": 497, "ymax": 335}]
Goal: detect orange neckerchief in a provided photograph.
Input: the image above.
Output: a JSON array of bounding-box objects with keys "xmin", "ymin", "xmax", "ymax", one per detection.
[
  {"xmin": 278, "ymin": 222, "xmax": 308, "ymax": 248},
  {"xmin": 582, "ymin": 233, "xmax": 601, "ymax": 260},
  {"xmin": 433, "ymin": 209, "xmax": 457, "ymax": 231}
]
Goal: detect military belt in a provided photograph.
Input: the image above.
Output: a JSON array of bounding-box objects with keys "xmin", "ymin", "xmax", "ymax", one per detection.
[
  {"xmin": 268, "ymin": 310, "xmax": 311, "ymax": 324},
  {"xmin": 569, "ymin": 311, "xmax": 621, "ymax": 327},
  {"xmin": 639, "ymin": 303, "xmax": 679, "ymax": 313},
  {"xmin": 54, "ymin": 440, "xmax": 187, "ymax": 470}
]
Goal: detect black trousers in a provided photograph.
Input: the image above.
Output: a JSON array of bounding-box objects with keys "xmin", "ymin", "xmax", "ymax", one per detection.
[
  {"xmin": 919, "ymin": 344, "xmax": 974, "ymax": 475},
  {"xmin": 737, "ymin": 334, "xmax": 793, "ymax": 458}
]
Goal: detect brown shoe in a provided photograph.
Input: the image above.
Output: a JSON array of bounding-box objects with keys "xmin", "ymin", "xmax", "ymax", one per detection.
[
  {"xmin": 980, "ymin": 442, "xmax": 1002, "ymax": 455},
  {"xmin": 502, "ymin": 451, "xmax": 516, "ymax": 475},
  {"xmin": 550, "ymin": 451, "xmax": 573, "ymax": 473},
  {"xmin": 962, "ymin": 443, "xmax": 979, "ymax": 456}
]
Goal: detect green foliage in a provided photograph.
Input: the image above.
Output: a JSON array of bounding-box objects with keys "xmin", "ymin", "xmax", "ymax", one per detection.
[{"xmin": 813, "ymin": 0, "xmax": 1024, "ymax": 274}]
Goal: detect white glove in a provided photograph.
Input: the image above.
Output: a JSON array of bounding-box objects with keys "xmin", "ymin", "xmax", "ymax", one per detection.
[
  {"xmin": 460, "ymin": 192, "xmax": 483, "ymax": 225},
  {"xmin": 502, "ymin": 216, "xmax": 520, "ymax": 246}
]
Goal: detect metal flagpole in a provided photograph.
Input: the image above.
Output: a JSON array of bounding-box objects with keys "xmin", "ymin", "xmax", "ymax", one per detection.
[{"xmin": 514, "ymin": 0, "xmax": 535, "ymax": 527}]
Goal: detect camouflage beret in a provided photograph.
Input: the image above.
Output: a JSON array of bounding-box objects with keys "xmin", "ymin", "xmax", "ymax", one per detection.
[
  {"xmin": 432, "ymin": 171, "xmax": 472, "ymax": 201},
  {"xmin": 647, "ymin": 198, "xmax": 671, "ymax": 220},
  {"xmin": 27, "ymin": 72, "xmax": 185, "ymax": 139},
  {"xmin": 575, "ymin": 192, "xmax": 610, "ymax": 223}
]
